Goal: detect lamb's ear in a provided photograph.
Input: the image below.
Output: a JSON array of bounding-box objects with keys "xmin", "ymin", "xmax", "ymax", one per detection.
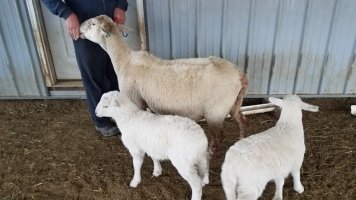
[
  {"xmin": 111, "ymin": 97, "xmax": 122, "ymax": 108},
  {"xmin": 302, "ymin": 102, "xmax": 319, "ymax": 112},
  {"xmin": 269, "ymin": 97, "xmax": 284, "ymax": 107}
]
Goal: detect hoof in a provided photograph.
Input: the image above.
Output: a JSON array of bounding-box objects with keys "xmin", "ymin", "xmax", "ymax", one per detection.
[
  {"xmin": 152, "ymin": 170, "xmax": 162, "ymax": 177},
  {"xmin": 129, "ymin": 179, "xmax": 140, "ymax": 188},
  {"xmin": 202, "ymin": 176, "xmax": 209, "ymax": 186},
  {"xmin": 294, "ymin": 185, "xmax": 304, "ymax": 193}
]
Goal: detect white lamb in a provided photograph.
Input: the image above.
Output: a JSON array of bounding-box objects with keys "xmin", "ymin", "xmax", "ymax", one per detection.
[
  {"xmin": 95, "ymin": 91, "xmax": 209, "ymax": 200},
  {"xmin": 80, "ymin": 15, "xmax": 248, "ymax": 153},
  {"xmin": 221, "ymin": 95, "xmax": 319, "ymax": 200}
]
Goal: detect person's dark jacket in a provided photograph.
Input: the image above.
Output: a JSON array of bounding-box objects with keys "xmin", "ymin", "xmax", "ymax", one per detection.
[{"xmin": 41, "ymin": 0, "xmax": 128, "ymax": 22}]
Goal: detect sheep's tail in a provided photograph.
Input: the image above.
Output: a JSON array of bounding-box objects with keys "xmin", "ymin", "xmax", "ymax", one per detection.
[
  {"xmin": 231, "ymin": 74, "xmax": 248, "ymax": 139},
  {"xmin": 236, "ymin": 74, "xmax": 248, "ymax": 116}
]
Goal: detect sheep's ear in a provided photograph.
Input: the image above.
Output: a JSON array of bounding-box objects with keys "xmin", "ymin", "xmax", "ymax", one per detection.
[
  {"xmin": 269, "ymin": 97, "xmax": 284, "ymax": 107},
  {"xmin": 102, "ymin": 22, "xmax": 114, "ymax": 33},
  {"xmin": 99, "ymin": 18, "xmax": 115, "ymax": 38},
  {"xmin": 123, "ymin": 25, "xmax": 134, "ymax": 32},
  {"xmin": 118, "ymin": 24, "xmax": 134, "ymax": 32},
  {"xmin": 111, "ymin": 97, "xmax": 122, "ymax": 107},
  {"xmin": 302, "ymin": 102, "xmax": 319, "ymax": 112},
  {"xmin": 112, "ymin": 90, "xmax": 121, "ymax": 97}
]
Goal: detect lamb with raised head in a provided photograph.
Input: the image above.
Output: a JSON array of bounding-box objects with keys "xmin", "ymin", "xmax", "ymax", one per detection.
[
  {"xmin": 80, "ymin": 15, "xmax": 248, "ymax": 153},
  {"xmin": 221, "ymin": 95, "xmax": 319, "ymax": 200},
  {"xmin": 95, "ymin": 91, "xmax": 209, "ymax": 200}
]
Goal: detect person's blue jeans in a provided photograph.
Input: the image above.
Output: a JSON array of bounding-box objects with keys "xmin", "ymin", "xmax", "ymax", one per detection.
[{"xmin": 73, "ymin": 38, "xmax": 118, "ymax": 128}]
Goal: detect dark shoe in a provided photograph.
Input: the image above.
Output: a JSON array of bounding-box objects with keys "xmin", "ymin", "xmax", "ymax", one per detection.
[{"xmin": 95, "ymin": 125, "xmax": 121, "ymax": 137}]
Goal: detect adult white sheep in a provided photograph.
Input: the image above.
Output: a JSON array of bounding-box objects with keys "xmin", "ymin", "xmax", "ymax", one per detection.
[
  {"xmin": 95, "ymin": 91, "xmax": 209, "ymax": 200},
  {"xmin": 80, "ymin": 15, "xmax": 248, "ymax": 153},
  {"xmin": 221, "ymin": 95, "xmax": 319, "ymax": 200}
]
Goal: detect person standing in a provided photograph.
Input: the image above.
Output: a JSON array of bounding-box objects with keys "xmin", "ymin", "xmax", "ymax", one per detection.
[{"xmin": 42, "ymin": 0, "xmax": 128, "ymax": 136}]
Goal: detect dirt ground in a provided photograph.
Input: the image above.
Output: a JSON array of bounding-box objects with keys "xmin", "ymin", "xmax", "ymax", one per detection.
[{"xmin": 0, "ymin": 98, "xmax": 355, "ymax": 200}]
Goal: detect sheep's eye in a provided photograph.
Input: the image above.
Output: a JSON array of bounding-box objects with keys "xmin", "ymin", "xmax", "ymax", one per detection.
[{"xmin": 92, "ymin": 23, "xmax": 95, "ymax": 26}]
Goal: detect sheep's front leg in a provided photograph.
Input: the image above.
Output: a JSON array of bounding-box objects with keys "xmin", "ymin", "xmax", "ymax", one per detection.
[
  {"xmin": 152, "ymin": 158, "xmax": 162, "ymax": 177},
  {"xmin": 291, "ymin": 169, "xmax": 304, "ymax": 193},
  {"xmin": 129, "ymin": 151, "xmax": 145, "ymax": 188},
  {"xmin": 272, "ymin": 178, "xmax": 285, "ymax": 200}
]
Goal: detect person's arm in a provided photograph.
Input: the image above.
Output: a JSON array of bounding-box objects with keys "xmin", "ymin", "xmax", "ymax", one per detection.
[
  {"xmin": 116, "ymin": 0, "xmax": 128, "ymax": 12},
  {"xmin": 114, "ymin": 0, "xmax": 128, "ymax": 25},
  {"xmin": 41, "ymin": 0, "xmax": 73, "ymax": 20},
  {"xmin": 41, "ymin": 0, "xmax": 80, "ymax": 40}
]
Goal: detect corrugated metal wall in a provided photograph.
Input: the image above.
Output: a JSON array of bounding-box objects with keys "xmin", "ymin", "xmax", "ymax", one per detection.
[
  {"xmin": 145, "ymin": 0, "xmax": 356, "ymax": 96},
  {"xmin": 0, "ymin": 0, "xmax": 355, "ymax": 98},
  {"xmin": 0, "ymin": 0, "xmax": 47, "ymax": 98}
]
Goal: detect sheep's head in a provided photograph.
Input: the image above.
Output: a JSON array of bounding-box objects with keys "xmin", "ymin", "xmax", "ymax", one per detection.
[
  {"xmin": 269, "ymin": 95, "xmax": 319, "ymax": 113},
  {"xmin": 80, "ymin": 15, "xmax": 134, "ymax": 47},
  {"xmin": 80, "ymin": 15, "xmax": 116, "ymax": 46},
  {"xmin": 95, "ymin": 91, "xmax": 135, "ymax": 118},
  {"xmin": 95, "ymin": 90, "xmax": 121, "ymax": 118}
]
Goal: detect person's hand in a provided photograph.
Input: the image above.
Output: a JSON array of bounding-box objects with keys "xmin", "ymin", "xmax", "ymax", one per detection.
[
  {"xmin": 114, "ymin": 8, "xmax": 126, "ymax": 25},
  {"xmin": 65, "ymin": 13, "xmax": 80, "ymax": 40}
]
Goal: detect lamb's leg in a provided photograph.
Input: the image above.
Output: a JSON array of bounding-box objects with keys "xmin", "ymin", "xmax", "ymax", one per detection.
[
  {"xmin": 291, "ymin": 168, "xmax": 304, "ymax": 193},
  {"xmin": 221, "ymin": 177, "xmax": 237, "ymax": 200},
  {"xmin": 272, "ymin": 178, "xmax": 285, "ymax": 200},
  {"xmin": 197, "ymin": 154, "xmax": 209, "ymax": 186},
  {"xmin": 172, "ymin": 160, "xmax": 203, "ymax": 200},
  {"xmin": 152, "ymin": 158, "xmax": 162, "ymax": 177},
  {"xmin": 236, "ymin": 186, "xmax": 260, "ymax": 200},
  {"xmin": 129, "ymin": 151, "xmax": 145, "ymax": 188}
]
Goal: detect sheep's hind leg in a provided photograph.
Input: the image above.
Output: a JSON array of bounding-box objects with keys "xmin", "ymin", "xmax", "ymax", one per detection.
[
  {"xmin": 197, "ymin": 154, "xmax": 209, "ymax": 186},
  {"xmin": 129, "ymin": 151, "xmax": 145, "ymax": 188},
  {"xmin": 236, "ymin": 186, "xmax": 260, "ymax": 200},
  {"xmin": 272, "ymin": 178, "xmax": 285, "ymax": 200},
  {"xmin": 172, "ymin": 160, "xmax": 203, "ymax": 200},
  {"xmin": 206, "ymin": 121, "xmax": 224, "ymax": 155},
  {"xmin": 152, "ymin": 158, "xmax": 162, "ymax": 177},
  {"xmin": 221, "ymin": 176, "xmax": 237, "ymax": 200},
  {"xmin": 291, "ymin": 168, "xmax": 304, "ymax": 193},
  {"xmin": 230, "ymin": 109, "xmax": 246, "ymax": 139}
]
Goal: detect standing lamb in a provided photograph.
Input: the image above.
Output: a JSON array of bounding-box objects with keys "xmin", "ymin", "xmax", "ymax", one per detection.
[
  {"xmin": 221, "ymin": 95, "xmax": 319, "ymax": 200},
  {"xmin": 80, "ymin": 15, "xmax": 248, "ymax": 153},
  {"xmin": 95, "ymin": 91, "xmax": 209, "ymax": 200}
]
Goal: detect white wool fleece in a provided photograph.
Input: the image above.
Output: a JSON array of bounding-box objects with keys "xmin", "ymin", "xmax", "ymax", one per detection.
[
  {"xmin": 80, "ymin": 15, "xmax": 248, "ymax": 154},
  {"xmin": 221, "ymin": 95, "xmax": 319, "ymax": 200},
  {"xmin": 96, "ymin": 91, "xmax": 209, "ymax": 200}
]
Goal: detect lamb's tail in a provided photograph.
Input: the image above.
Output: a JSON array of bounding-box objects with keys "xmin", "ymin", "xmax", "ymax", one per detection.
[{"xmin": 230, "ymin": 74, "xmax": 248, "ymax": 139}]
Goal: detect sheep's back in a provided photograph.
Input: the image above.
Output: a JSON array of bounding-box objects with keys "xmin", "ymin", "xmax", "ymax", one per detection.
[
  {"xmin": 122, "ymin": 113, "xmax": 208, "ymax": 161},
  {"xmin": 223, "ymin": 129, "xmax": 305, "ymax": 181},
  {"xmin": 125, "ymin": 54, "xmax": 243, "ymax": 120}
]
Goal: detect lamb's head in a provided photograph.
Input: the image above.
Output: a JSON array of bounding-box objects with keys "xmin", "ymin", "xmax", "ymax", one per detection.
[
  {"xmin": 95, "ymin": 90, "xmax": 121, "ymax": 118},
  {"xmin": 269, "ymin": 95, "xmax": 319, "ymax": 117},
  {"xmin": 95, "ymin": 90, "xmax": 138, "ymax": 118},
  {"xmin": 80, "ymin": 15, "xmax": 117, "ymax": 47}
]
